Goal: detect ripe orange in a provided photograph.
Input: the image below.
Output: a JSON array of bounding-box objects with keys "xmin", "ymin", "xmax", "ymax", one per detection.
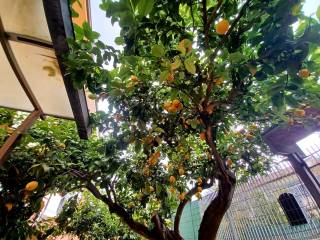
[
  {"xmin": 167, "ymin": 73, "xmax": 174, "ymax": 83},
  {"xmin": 25, "ymin": 181, "xmax": 39, "ymax": 191},
  {"xmin": 172, "ymin": 99, "xmax": 183, "ymax": 111},
  {"xmin": 178, "ymin": 192, "xmax": 186, "ymax": 201},
  {"xmin": 169, "ymin": 176, "xmax": 176, "ymax": 184},
  {"xmin": 130, "ymin": 75, "xmax": 139, "ymax": 82},
  {"xmin": 5, "ymin": 202, "xmax": 13, "ymax": 211},
  {"xmin": 195, "ymin": 192, "xmax": 202, "ymax": 199},
  {"xmin": 294, "ymin": 109, "xmax": 305, "ymax": 117},
  {"xmin": 154, "ymin": 151, "xmax": 161, "ymax": 159},
  {"xmin": 178, "ymin": 167, "xmax": 185, "ymax": 176},
  {"xmin": 169, "ymin": 186, "xmax": 176, "ymax": 193},
  {"xmin": 287, "ymin": 118, "xmax": 294, "ymax": 126},
  {"xmin": 226, "ymin": 158, "xmax": 233, "ymax": 168},
  {"xmin": 298, "ymin": 69, "xmax": 309, "ymax": 78},
  {"xmin": 245, "ymin": 133, "xmax": 254, "ymax": 140},
  {"xmin": 215, "ymin": 19, "xmax": 230, "ymax": 35},
  {"xmin": 214, "ymin": 77, "xmax": 224, "ymax": 86},
  {"xmin": 200, "ymin": 132, "xmax": 206, "ymax": 141},
  {"xmin": 143, "ymin": 167, "xmax": 150, "ymax": 176},
  {"xmin": 26, "ymin": 235, "xmax": 37, "ymax": 240}
]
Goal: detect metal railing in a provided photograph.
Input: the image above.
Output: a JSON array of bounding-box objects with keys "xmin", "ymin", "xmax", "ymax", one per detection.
[{"xmin": 179, "ymin": 151, "xmax": 320, "ymax": 240}]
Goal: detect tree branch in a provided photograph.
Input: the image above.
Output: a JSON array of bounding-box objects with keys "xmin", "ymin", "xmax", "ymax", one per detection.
[
  {"xmin": 207, "ymin": 0, "xmax": 224, "ymax": 27},
  {"xmin": 174, "ymin": 180, "xmax": 214, "ymax": 234},
  {"xmin": 210, "ymin": 0, "xmax": 252, "ymax": 61},
  {"xmin": 201, "ymin": 0, "xmax": 208, "ymax": 47},
  {"xmin": 204, "ymin": 0, "xmax": 223, "ymax": 47},
  {"xmin": 205, "ymin": 126, "xmax": 229, "ymax": 180},
  {"xmin": 70, "ymin": 169, "xmax": 156, "ymax": 240}
]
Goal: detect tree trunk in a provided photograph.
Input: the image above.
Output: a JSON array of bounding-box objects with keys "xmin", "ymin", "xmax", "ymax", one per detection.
[
  {"xmin": 150, "ymin": 214, "xmax": 184, "ymax": 240},
  {"xmin": 198, "ymin": 171, "xmax": 236, "ymax": 240}
]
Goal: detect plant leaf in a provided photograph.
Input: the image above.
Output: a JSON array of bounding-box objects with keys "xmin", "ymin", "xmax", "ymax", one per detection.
[
  {"xmin": 151, "ymin": 45, "xmax": 165, "ymax": 57},
  {"xmin": 184, "ymin": 57, "xmax": 196, "ymax": 74},
  {"xmin": 137, "ymin": 0, "xmax": 154, "ymax": 16}
]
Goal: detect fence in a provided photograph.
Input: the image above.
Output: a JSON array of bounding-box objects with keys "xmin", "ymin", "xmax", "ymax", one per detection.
[{"xmin": 179, "ymin": 144, "xmax": 320, "ymax": 240}]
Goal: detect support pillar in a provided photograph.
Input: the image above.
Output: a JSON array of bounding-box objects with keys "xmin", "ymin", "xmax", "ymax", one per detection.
[
  {"xmin": 287, "ymin": 153, "xmax": 320, "ymax": 209},
  {"xmin": 0, "ymin": 110, "xmax": 41, "ymax": 165}
]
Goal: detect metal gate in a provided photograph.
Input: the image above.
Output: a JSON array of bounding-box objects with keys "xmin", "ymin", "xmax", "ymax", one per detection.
[{"xmin": 179, "ymin": 154, "xmax": 320, "ymax": 239}]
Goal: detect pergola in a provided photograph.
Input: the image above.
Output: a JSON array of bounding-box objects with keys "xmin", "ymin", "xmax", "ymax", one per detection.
[
  {"xmin": 263, "ymin": 107, "xmax": 320, "ymax": 208},
  {"xmin": 0, "ymin": 0, "xmax": 91, "ymax": 164}
]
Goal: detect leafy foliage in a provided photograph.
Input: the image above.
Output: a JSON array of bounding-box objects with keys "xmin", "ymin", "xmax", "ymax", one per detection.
[
  {"xmin": 1, "ymin": 0, "xmax": 320, "ymax": 239},
  {"xmin": 50, "ymin": 191, "xmax": 138, "ymax": 240}
]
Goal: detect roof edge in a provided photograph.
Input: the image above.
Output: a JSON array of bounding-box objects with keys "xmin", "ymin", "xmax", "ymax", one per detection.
[{"xmin": 42, "ymin": 0, "xmax": 91, "ymax": 139}]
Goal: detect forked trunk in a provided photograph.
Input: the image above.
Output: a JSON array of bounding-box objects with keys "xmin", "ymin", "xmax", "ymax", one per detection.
[{"xmin": 198, "ymin": 172, "xmax": 236, "ymax": 240}]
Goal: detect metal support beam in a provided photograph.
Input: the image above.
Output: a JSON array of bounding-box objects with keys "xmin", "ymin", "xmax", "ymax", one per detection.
[
  {"xmin": 287, "ymin": 153, "xmax": 320, "ymax": 209},
  {"xmin": 0, "ymin": 110, "xmax": 41, "ymax": 165},
  {"xmin": 0, "ymin": 16, "xmax": 44, "ymax": 119}
]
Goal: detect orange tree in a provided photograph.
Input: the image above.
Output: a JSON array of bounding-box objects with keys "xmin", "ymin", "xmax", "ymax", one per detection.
[
  {"xmin": 64, "ymin": 0, "xmax": 320, "ymax": 239},
  {"xmin": 1, "ymin": 1, "xmax": 320, "ymax": 240}
]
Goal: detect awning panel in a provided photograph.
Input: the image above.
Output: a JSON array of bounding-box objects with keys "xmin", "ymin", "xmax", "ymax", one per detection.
[
  {"xmin": 9, "ymin": 41, "xmax": 74, "ymax": 119},
  {"xmin": 0, "ymin": 44, "xmax": 33, "ymax": 112},
  {"xmin": 0, "ymin": 0, "xmax": 52, "ymax": 43}
]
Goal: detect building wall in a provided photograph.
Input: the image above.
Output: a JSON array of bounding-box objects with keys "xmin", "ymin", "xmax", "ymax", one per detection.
[
  {"xmin": 179, "ymin": 159, "xmax": 320, "ymax": 240},
  {"xmin": 71, "ymin": 0, "xmax": 96, "ymax": 114}
]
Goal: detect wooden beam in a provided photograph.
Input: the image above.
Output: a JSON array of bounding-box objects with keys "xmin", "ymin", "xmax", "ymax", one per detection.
[
  {"xmin": 0, "ymin": 110, "xmax": 41, "ymax": 166},
  {"xmin": 0, "ymin": 16, "xmax": 44, "ymax": 119},
  {"xmin": 43, "ymin": 0, "xmax": 91, "ymax": 139}
]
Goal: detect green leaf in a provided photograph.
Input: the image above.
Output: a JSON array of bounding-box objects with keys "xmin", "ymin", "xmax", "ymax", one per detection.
[
  {"xmin": 184, "ymin": 57, "xmax": 196, "ymax": 74},
  {"xmin": 171, "ymin": 57, "xmax": 181, "ymax": 70},
  {"xmin": 229, "ymin": 52, "xmax": 244, "ymax": 64},
  {"xmin": 160, "ymin": 70, "xmax": 170, "ymax": 82},
  {"xmin": 316, "ymin": 6, "xmax": 320, "ymax": 20},
  {"xmin": 73, "ymin": 24, "xmax": 84, "ymax": 40},
  {"xmin": 83, "ymin": 21, "xmax": 100, "ymax": 41},
  {"xmin": 137, "ymin": 0, "xmax": 154, "ymax": 16},
  {"xmin": 151, "ymin": 45, "xmax": 165, "ymax": 57},
  {"xmin": 115, "ymin": 37, "xmax": 125, "ymax": 45},
  {"xmin": 71, "ymin": 8, "xmax": 79, "ymax": 18}
]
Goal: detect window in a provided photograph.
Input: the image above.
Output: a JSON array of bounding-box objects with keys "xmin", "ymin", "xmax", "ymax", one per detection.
[{"xmin": 278, "ymin": 193, "xmax": 307, "ymax": 226}]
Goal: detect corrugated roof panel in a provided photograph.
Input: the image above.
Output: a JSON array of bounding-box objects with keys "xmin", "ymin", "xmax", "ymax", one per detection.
[{"xmin": 0, "ymin": 0, "xmax": 52, "ymax": 42}]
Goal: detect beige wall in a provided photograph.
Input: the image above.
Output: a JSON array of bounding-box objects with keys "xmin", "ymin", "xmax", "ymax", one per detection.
[{"xmin": 72, "ymin": 0, "xmax": 96, "ymax": 114}]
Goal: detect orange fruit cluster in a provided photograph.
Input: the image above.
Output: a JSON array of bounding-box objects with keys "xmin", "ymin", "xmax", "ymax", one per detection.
[
  {"xmin": 178, "ymin": 192, "xmax": 186, "ymax": 201},
  {"xmin": 169, "ymin": 175, "xmax": 176, "ymax": 184},
  {"xmin": 178, "ymin": 167, "xmax": 185, "ymax": 176},
  {"xmin": 213, "ymin": 77, "xmax": 224, "ymax": 86},
  {"xmin": 226, "ymin": 158, "xmax": 233, "ymax": 168},
  {"xmin": 298, "ymin": 69, "xmax": 309, "ymax": 78},
  {"xmin": 294, "ymin": 109, "xmax": 305, "ymax": 117},
  {"xmin": 148, "ymin": 151, "xmax": 161, "ymax": 166},
  {"xmin": 5, "ymin": 202, "xmax": 13, "ymax": 211},
  {"xmin": 130, "ymin": 75, "xmax": 139, "ymax": 82},
  {"xmin": 200, "ymin": 132, "xmax": 206, "ymax": 141},
  {"xmin": 163, "ymin": 99, "xmax": 183, "ymax": 113},
  {"xmin": 166, "ymin": 73, "xmax": 174, "ymax": 83}
]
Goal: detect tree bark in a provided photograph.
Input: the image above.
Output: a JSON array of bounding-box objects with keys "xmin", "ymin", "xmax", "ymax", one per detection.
[{"xmin": 198, "ymin": 170, "xmax": 236, "ymax": 240}]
